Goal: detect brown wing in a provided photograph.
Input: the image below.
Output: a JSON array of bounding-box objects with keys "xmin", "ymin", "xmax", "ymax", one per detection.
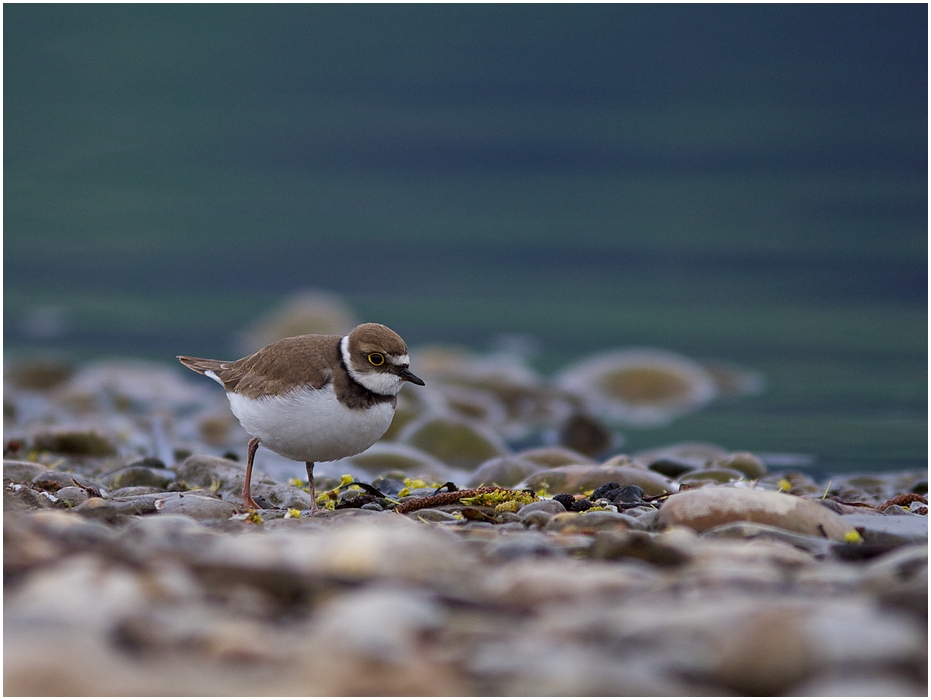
[{"xmin": 178, "ymin": 334, "xmax": 340, "ymax": 399}]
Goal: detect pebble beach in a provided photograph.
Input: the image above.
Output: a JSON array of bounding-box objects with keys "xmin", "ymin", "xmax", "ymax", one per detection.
[{"xmin": 4, "ymin": 327, "xmax": 927, "ymax": 696}]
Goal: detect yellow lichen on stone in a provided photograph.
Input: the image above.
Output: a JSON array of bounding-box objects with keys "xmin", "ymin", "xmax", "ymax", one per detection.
[{"xmin": 844, "ymin": 529, "xmax": 863, "ymax": 544}]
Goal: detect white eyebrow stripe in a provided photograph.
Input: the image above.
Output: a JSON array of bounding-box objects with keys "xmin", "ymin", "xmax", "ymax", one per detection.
[{"xmin": 387, "ymin": 354, "xmax": 410, "ymax": 366}]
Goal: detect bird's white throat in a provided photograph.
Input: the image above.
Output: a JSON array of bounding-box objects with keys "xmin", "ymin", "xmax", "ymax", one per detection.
[{"xmin": 340, "ymin": 335, "xmax": 406, "ymax": 396}]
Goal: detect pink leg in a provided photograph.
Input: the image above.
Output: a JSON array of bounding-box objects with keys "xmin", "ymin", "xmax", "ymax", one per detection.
[
  {"xmin": 306, "ymin": 462, "xmax": 319, "ymax": 514},
  {"xmin": 242, "ymin": 437, "xmax": 261, "ymax": 510}
]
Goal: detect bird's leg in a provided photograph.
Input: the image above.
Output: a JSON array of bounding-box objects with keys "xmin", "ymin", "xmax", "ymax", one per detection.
[
  {"xmin": 242, "ymin": 437, "xmax": 261, "ymax": 510},
  {"xmin": 306, "ymin": 462, "xmax": 318, "ymax": 513}
]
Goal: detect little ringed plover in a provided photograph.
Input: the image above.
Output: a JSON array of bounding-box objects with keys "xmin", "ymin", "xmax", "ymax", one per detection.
[{"xmin": 178, "ymin": 322, "xmax": 424, "ymax": 511}]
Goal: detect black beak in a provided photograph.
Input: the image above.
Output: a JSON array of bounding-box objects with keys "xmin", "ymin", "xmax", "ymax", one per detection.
[{"xmin": 399, "ymin": 367, "xmax": 425, "ymax": 386}]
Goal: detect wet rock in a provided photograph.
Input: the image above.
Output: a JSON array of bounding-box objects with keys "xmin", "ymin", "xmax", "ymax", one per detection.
[
  {"xmin": 580, "ymin": 509, "xmax": 644, "ymax": 531},
  {"xmin": 555, "ymin": 348, "xmax": 719, "ymax": 426},
  {"xmin": 31, "ymin": 428, "xmax": 117, "ymax": 457},
  {"xmin": 590, "ymin": 529, "xmax": 692, "ymax": 566},
  {"xmin": 679, "ymin": 467, "xmax": 746, "ymax": 485},
  {"xmin": 103, "ymin": 466, "xmax": 177, "ymax": 490},
  {"xmin": 75, "ymin": 495, "xmax": 160, "ymax": 521},
  {"xmin": 108, "ymin": 486, "xmax": 165, "ymax": 498},
  {"xmin": 646, "ymin": 457, "xmax": 695, "ymax": 478},
  {"xmin": 483, "ymin": 531, "xmax": 564, "ymax": 560},
  {"xmin": 700, "ymin": 521, "xmax": 835, "ymax": 557},
  {"xmin": 467, "ymin": 456, "xmax": 541, "ymax": 488},
  {"xmin": 298, "ymin": 584, "xmax": 466, "ymax": 696},
  {"xmin": 858, "ymin": 545, "xmax": 928, "ymax": 615},
  {"xmin": 54, "ymin": 486, "xmax": 90, "ymax": 508},
  {"xmin": 525, "ymin": 464, "xmax": 672, "ymax": 496},
  {"xmin": 32, "ymin": 470, "xmax": 104, "ymax": 494},
  {"xmin": 481, "ymin": 558, "xmax": 661, "ymax": 606},
  {"xmin": 407, "ymin": 508, "xmax": 460, "ymax": 522},
  {"xmin": 175, "ymin": 454, "xmax": 273, "ymax": 501},
  {"xmin": 714, "ymin": 452, "xmax": 768, "ymax": 479},
  {"xmin": 398, "ymin": 415, "xmax": 509, "ymax": 470},
  {"xmin": 515, "ymin": 446, "xmax": 596, "ymax": 468},
  {"xmin": 347, "ymin": 443, "xmax": 450, "ymax": 478},
  {"xmin": 789, "ymin": 671, "xmax": 926, "ymax": 698},
  {"xmin": 249, "ymin": 483, "xmax": 314, "ymax": 510},
  {"xmin": 656, "ymin": 486, "xmax": 858, "ymax": 541},
  {"xmin": 153, "ymin": 492, "xmax": 241, "ymax": 520},
  {"xmin": 3, "ymin": 460, "xmax": 47, "ymax": 484},
  {"xmin": 838, "ymin": 512, "xmax": 928, "ymax": 548},
  {"xmin": 4, "ymin": 483, "xmax": 53, "ymax": 510},
  {"xmin": 634, "ymin": 442, "xmax": 730, "ymax": 471},
  {"xmin": 517, "ymin": 499, "xmax": 567, "ymax": 516},
  {"xmin": 520, "ymin": 510, "xmax": 556, "ymax": 529}
]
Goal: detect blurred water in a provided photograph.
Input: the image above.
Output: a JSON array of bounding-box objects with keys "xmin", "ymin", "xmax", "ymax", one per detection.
[{"xmin": 3, "ymin": 4, "xmax": 926, "ymax": 475}]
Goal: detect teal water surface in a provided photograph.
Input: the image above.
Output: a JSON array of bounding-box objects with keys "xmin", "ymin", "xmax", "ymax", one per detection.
[{"xmin": 4, "ymin": 5, "xmax": 927, "ymax": 476}]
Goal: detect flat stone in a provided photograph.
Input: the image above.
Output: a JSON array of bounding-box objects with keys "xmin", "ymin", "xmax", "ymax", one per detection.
[
  {"xmin": 3, "ymin": 460, "xmax": 47, "ymax": 484},
  {"xmin": 103, "ymin": 466, "xmax": 177, "ymax": 490},
  {"xmin": 517, "ymin": 499, "xmax": 567, "ymax": 516},
  {"xmin": 514, "ymin": 446, "xmax": 596, "ymax": 468},
  {"xmin": 175, "ymin": 454, "xmax": 274, "ymax": 500},
  {"xmin": 53, "ymin": 486, "xmax": 90, "ymax": 508},
  {"xmin": 679, "ymin": 467, "xmax": 745, "ymax": 485},
  {"xmin": 714, "ymin": 452, "xmax": 768, "ymax": 479},
  {"xmin": 153, "ymin": 492, "xmax": 240, "ymax": 521},
  {"xmin": 467, "ymin": 456, "xmax": 541, "ymax": 488},
  {"xmin": 656, "ymin": 486, "xmax": 857, "ymax": 541},
  {"xmin": 839, "ymin": 512, "xmax": 928, "ymax": 547},
  {"xmin": 33, "ymin": 471, "xmax": 105, "ymax": 494}
]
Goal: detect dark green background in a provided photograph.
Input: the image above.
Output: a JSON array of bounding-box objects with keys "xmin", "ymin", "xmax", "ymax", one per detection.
[{"xmin": 4, "ymin": 5, "xmax": 927, "ymax": 475}]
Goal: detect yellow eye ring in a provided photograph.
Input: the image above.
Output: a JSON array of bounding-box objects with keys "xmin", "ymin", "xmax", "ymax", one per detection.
[{"xmin": 368, "ymin": 352, "xmax": 385, "ymax": 366}]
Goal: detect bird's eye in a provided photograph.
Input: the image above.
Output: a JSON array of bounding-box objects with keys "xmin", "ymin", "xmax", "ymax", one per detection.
[{"xmin": 368, "ymin": 352, "xmax": 385, "ymax": 366}]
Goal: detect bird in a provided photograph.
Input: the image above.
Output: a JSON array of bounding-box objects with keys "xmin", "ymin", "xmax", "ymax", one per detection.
[{"xmin": 178, "ymin": 322, "xmax": 424, "ymax": 511}]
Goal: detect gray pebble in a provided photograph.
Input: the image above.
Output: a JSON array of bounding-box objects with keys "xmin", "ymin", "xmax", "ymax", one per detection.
[
  {"xmin": 520, "ymin": 511, "xmax": 555, "ymax": 529},
  {"xmin": 103, "ymin": 466, "xmax": 176, "ymax": 490},
  {"xmin": 517, "ymin": 499, "xmax": 566, "ymax": 515},
  {"xmin": 3, "ymin": 460, "xmax": 47, "ymax": 484},
  {"xmin": 54, "ymin": 486, "xmax": 89, "ymax": 508},
  {"xmin": 153, "ymin": 492, "xmax": 240, "ymax": 521}
]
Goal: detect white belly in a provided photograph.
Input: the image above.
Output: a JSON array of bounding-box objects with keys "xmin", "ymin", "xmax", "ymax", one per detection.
[{"xmin": 226, "ymin": 385, "xmax": 395, "ymax": 463}]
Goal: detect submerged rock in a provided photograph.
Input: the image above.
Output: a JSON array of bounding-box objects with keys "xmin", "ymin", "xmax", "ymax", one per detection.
[{"xmin": 555, "ymin": 348, "xmax": 719, "ymax": 426}]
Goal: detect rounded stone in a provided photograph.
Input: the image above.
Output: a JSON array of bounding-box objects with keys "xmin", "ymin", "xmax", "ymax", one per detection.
[
  {"xmin": 525, "ymin": 464, "xmax": 672, "ymax": 497},
  {"xmin": 679, "ymin": 467, "xmax": 745, "ymax": 485},
  {"xmin": 347, "ymin": 443, "xmax": 449, "ymax": 478},
  {"xmin": 103, "ymin": 466, "xmax": 177, "ymax": 490},
  {"xmin": 54, "ymin": 486, "xmax": 89, "ymax": 508},
  {"xmin": 715, "ymin": 452, "xmax": 768, "ymax": 479},
  {"xmin": 467, "ymin": 456, "xmax": 541, "ymax": 488},
  {"xmin": 656, "ymin": 487, "xmax": 857, "ymax": 541},
  {"xmin": 3, "ymin": 460, "xmax": 47, "ymax": 484},
  {"xmin": 517, "ymin": 499, "xmax": 567, "ymax": 515},
  {"xmin": 554, "ymin": 348, "xmax": 719, "ymax": 426},
  {"xmin": 398, "ymin": 415, "xmax": 509, "ymax": 470},
  {"xmin": 153, "ymin": 492, "xmax": 240, "ymax": 521},
  {"xmin": 515, "ymin": 446, "xmax": 596, "ymax": 469}
]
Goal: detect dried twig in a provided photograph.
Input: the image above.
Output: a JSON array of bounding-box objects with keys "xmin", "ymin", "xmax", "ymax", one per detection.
[
  {"xmin": 876, "ymin": 493, "xmax": 927, "ymax": 512},
  {"xmin": 394, "ymin": 486, "xmax": 506, "ymax": 515}
]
